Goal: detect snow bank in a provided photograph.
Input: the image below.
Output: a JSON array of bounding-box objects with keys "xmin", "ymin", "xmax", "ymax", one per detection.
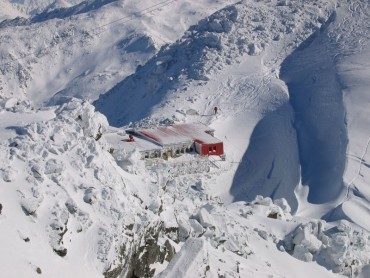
[
  {"xmin": 0, "ymin": 99, "xmax": 154, "ymax": 276},
  {"xmin": 158, "ymin": 238, "xmax": 208, "ymax": 278},
  {"xmin": 284, "ymin": 219, "xmax": 370, "ymax": 276}
]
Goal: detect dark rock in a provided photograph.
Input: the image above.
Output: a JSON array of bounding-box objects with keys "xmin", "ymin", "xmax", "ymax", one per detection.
[
  {"xmin": 127, "ymin": 224, "xmax": 167, "ymax": 277},
  {"xmin": 165, "ymin": 227, "xmax": 179, "ymax": 243},
  {"xmin": 53, "ymin": 248, "xmax": 67, "ymax": 257},
  {"xmin": 21, "ymin": 204, "xmax": 36, "ymax": 216},
  {"xmin": 36, "ymin": 267, "xmax": 42, "ymax": 274},
  {"xmin": 267, "ymin": 212, "xmax": 278, "ymax": 219},
  {"xmin": 104, "ymin": 265, "xmax": 123, "ymax": 278},
  {"xmin": 164, "ymin": 240, "xmax": 175, "ymax": 262},
  {"xmin": 65, "ymin": 200, "xmax": 77, "ymax": 214}
]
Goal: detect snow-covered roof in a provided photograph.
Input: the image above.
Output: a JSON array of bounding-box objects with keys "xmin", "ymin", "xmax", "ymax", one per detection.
[
  {"xmin": 104, "ymin": 132, "xmax": 162, "ymax": 153},
  {"xmin": 136, "ymin": 126, "xmax": 194, "ymax": 146},
  {"xmin": 135, "ymin": 123, "xmax": 222, "ymax": 146},
  {"xmin": 171, "ymin": 123, "xmax": 222, "ymax": 144}
]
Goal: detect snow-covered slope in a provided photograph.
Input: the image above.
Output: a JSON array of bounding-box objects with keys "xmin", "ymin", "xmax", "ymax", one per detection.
[
  {"xmin": 280, "ymin": 0, "xmax": 370, "ymax": 231},
  {"xmin": 1, "ymin": 0, "xmax": 370, "ymax": 277},
  {"xmin": 0, "ymin": 100, "xmax": 152, "ymax": 276},
  {"xmin": 0, "ymin": 0, "xmax": 25, "ymax": 21},
  {"xmin": 94, "ymin": 0, "xmax": 337, "ymax": 211},
  {"xmin": 0, "ymin": 0, "xmax": 233, "ymax": 106}
]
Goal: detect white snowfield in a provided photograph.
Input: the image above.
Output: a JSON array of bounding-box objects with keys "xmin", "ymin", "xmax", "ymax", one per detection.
[{"xmin": 1, "ymin": 0, "xmax": 370, "ymax": 277}]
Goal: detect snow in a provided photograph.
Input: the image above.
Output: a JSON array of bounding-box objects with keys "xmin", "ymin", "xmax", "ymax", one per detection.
[
  {"xmin": 171, "ymin": 123, "xmax": 222, "ymax": 145},
  {"xmin": 138, "ymin": 126, "xmax": 193, "ymax": 147},
  {"xmin": 135, "ymin": 123, "xmax": 222, "ymax": 147},
  {"xmin": 1, "ymin": 0, "xmax": 370, "ymax": 277},
  {"xmin": 0, "ymin": 0, "xmax": 25, "ymax": 21},
  {"xmin": 157, "ymin": 238, "xmax": 208, "ymax": 278},
  {"xmin": 0, "ymin": 108, "xmax": 55, "ymax": 140},
  {"xmin": 104, "ymin": 129, "xmax": 162, "ymax": 154}
]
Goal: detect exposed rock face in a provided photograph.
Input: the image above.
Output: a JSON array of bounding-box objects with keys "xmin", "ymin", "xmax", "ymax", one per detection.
[{"xmin": 104, "ymin": 222, "xmax": 177, "ymax": 278}]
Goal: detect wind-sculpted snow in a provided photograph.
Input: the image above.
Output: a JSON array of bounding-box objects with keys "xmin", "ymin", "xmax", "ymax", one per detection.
[
  {"xmin": 280, "ymin": 14, "xmax": 348, "ymax": 204},
  {"xmin": 0, "ymin": 99, "xmax": 157, "ymax": 275},
  {"xmin": 94, "ymin": 0, "xmax": 335, "ymax": 126},
  {"xmin": 280, "ymin": 0, "xmax": 369, "ymax": 210},
  {"xmin": 330, "ymin": 0, "xmax": 370, "ymax": 232}
]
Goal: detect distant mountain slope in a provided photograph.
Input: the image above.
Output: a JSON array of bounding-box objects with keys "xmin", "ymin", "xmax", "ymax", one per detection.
[
  {"xmin": 0, "ymin": 0, "xmax": 25, "ymax": 21},
  {"xmin": 94, "ymin": 0, "xmax": 335, "ymax": 127},
  {"xmin": 4, "ymin": 0, "xmax": 85, "ymax": 17},
  {"xmin": 0, "ymin": 0, "xmax": 117, "ymax": 27},
  {"xmin": 0, "ymin": 0, "xmax": 231, "ymax": 107}
]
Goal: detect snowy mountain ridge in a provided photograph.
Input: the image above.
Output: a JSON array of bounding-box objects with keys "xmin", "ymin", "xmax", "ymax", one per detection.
[
  {"xmin": 95, "ymin": 0, "xmax": 336, "ymax": 126},
  {"xmin": 1, "ymin": 0, "xmax": 370, "ymax": 277}
]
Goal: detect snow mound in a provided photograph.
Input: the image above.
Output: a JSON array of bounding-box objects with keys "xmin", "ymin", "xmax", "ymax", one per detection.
[
  {"xmin": 284, "ymin": 219, "xmax": 370, "ymax": 276},
  {"xmin": 0, "ymin": 99, "xmax": 154, "ymax": 275}
]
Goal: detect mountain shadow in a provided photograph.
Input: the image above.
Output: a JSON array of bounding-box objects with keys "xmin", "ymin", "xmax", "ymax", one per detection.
[
  {"xmin": 230, "ymin": 11, "xmax": 347, "ymax": 209},
  {"xmin": 230, "ymin": 103, "xmax": 301, "ymax": 212},
  {"xmin": 279, "ymin": 11, "xmax": 347, "ymax": 204}
]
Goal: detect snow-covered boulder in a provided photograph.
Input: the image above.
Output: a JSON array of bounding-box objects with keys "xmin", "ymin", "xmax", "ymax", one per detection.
[
  {"xmin": 274, "ymin": 198, "xmax": 291, "ymax": 213},
  {"xmin": 44, "ymin": 159, "xmax": 65, "ymax": 175},
  {"xmin": 115, "ymin": 149, "xmax": 145, "ymax": 174},
  {"xmin": 292, "ymin": 225, "xmax": 323, "ymax": 254},
  {"xmin": 196, "ymin": 207, "xmax": 215, "ymax": 228},
  {"xmin": 293, "ymin": 244, "xmax": 314, "ymax": 262},
  {"xmin": 0, "ymin": 166, "xmax": 17, "ymax": 182},
  {"xmin": 55, "ymin": 98, "xmax": 109, "ymax": 140},
  {"xmin": 284, "ymin": 220, "xmax": 370, "ymax": 275},
  {"xmin": 188, "ymin": 219, "xmax": 204, "ymax": 237}
]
